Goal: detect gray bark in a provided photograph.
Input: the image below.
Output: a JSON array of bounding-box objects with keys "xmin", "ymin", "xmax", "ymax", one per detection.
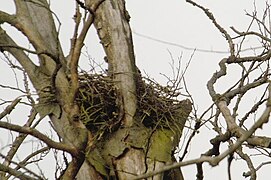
[{"xmin": 0, "ymin": 1, "xmax": 190, "ymax": 179}]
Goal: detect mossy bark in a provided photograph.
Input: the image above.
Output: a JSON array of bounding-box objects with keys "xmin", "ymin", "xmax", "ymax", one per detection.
[{"xmin": 0, "ymin": 0, "xmax": 192, "ymax": 179}]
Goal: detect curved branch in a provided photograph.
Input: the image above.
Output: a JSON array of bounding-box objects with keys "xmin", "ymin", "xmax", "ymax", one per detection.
[
  {"xmin": 226, "ymin": 78, "xmax": 268, "ymax": 101},
  {"xmin": 13, "ymin": 147, "xmax": 50, "ymax": 174},
  {"xmin": 244, "ymin": 161, "xmax": 271, "ymax": 177},
  {"xmin": 1, "ymin": 109, "xmax": 37, "ymax": 172},
  {"xmin": 231, "ymin": 26, "xmax": 271, "ymax": 43},
  {"xmin": 236, "ymin": 148, "xmax": 256, "ymax": 179},
  {"xmin": 207, "ymin": 58, "xmax": 228, "ymax": 101},
  {"xmin": 0, "ymin": 44, "xmax": 58, "ymax": 60},
  {"xmin": 0, "ymin": 121, "xmax": 78, "ymax": 156},
  {"xmin": 0, "ymin": 28, "xmax": 38, "ymax": 82},
  {"xmin": 227, "ymin": 50, "xmax": 271, "ymax": 63},
  {"xmin": 0, "ymin": 163, "xmax": 36, "ymax": 180},
  {"xmin": 186, "ymin": 0, "xmax": 235, "ymax": 56},
  {"xmin": 133, "ymin": 95, "xmax": 271, "ymax": 179}
]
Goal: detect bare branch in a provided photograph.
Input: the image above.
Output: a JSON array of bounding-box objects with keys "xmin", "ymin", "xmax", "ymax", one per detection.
[
  {"xmin": 0, "ymin": 83, "xmax": 26, "ymax": 94},
  {"xmin": 207, "ymin": 58, "xmax": 228, "ymax": 101},
  {"xmin": 1, "ymin": 109, "xmax": 37, "ymax": 172},
  {"xmin": 0, "ymin": 152, "xmax": 45, "ymax": 180},
  {"xmin": 69, "ymin": 9, "xmax": 94, "ymax": 104},
  {"xmin": 225, "ymin": 77, "xmax": 268, "ymax": 102},
  {"xmin": 246, "ymin": 9, "xmax": 271, "ymax": 35},
  {"xmin": 0, "ymin": 44, "xmax": 58, "ymax": 60},
  {"xmin": 0, "ymin": 28, "xmax": 38, "ymax": 81},
  {"xmin": 0, "ymin": 163, "xmax": 36, "ymax": 180},
  {"xmin": 227, "ymin": 50, "xmax": 271, "ymax": 63},
  {"xmin": 231, "ymin": 26, "xmax": 271, "ymax": 43},
  {"xmin": 133, "ymin": 83, "xmax": 271, "ymax": 179},
  {"xmin": 68, "ymin": 0, "xmax": 106, "ymax": 104},
  {"xmin": 0, "ymin": 121, "xmax": 78, "ymax": 156},
  {"xmin": 0, "ymin": 98, "xmax": 21, "ymax": 120},
  {"xmin": 186, "ymin": 0, "xmax": 235, "ymax": 56},
  {"xmin": 243, "ymin": 161, "xmax": 271, "ymax": 178},
  {"xmin": 236, "ymin": 148, "xmax": 256, "ymax": 179},
  {"xmin": 13, "ymin": 147, "xmax": 50, "ymax": 174}
]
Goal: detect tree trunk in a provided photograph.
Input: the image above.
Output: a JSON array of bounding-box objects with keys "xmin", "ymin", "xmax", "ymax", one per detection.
[
  {"xmin": 0, "ymin": 0, "xmax": 191, "ymax": 179},
  {"xmin": 80, "ymin": 1, "xmax": 190, "ymax": 179}
]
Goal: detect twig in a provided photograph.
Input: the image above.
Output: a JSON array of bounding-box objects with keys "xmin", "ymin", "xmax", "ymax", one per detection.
[
  {"xmin": 231, "ymin": 26, "xmax": 271, "ymax": 43},
  {"xmin": 186, "ymin": 0, "xmax": 235, "ymax": 56},
  {"xmin": 0, "ymin": 152, "xmax": 44, "ymax": 180},
  {"xmin": 0, "ymin": 44, "xmax": 58, "ymax": 60},
  {"xmin": 15, "ymin": 147, "xmax": 50, "ymax": 171},
  {"xmin": 1, "ymin": 109, "xmax": 37, "ymax": 170},
  {"xmin": 236, "ymin": 148, "xmax": 256, "ymax": 179},
  {"xmin": 243, "ymin": 161, "xmax": 271, "ymax": 177},
  {"xmin": 133, "ymin": 83, "xmax": 271, "ymax": 180}
]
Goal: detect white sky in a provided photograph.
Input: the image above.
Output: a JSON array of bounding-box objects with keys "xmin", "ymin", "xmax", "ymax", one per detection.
[{"xmin": 0, "ymin": 0, "xmax": 270, "ymax": 179}]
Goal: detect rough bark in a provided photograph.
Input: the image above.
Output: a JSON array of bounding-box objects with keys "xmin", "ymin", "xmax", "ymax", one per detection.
[
  {"xmin": 0, "ymin": 1, "xmax": 88, "ymax": 179},
  {"xmin": 84, "ymin": 1, "xmax": 189, "ymax": 179},
  {"xmin": 0, "ymin": 1, "xmax": 191, "ymax": 179},
  {"xmin": 87, "ymin": 0, "xmax": 137, "ymax": 127}
]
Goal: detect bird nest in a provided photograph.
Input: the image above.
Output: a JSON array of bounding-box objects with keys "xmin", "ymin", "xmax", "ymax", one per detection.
[{"xmin": 77, "ymin": 72, "xmax": 191, "ymax": 137}]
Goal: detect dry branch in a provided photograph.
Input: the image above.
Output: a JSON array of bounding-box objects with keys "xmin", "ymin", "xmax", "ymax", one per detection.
[
  {"xmin": 0, "ymin": 163, "xmax": 36, "ymax": 180},
  {"xmin": 133, "ymin": 93, "xmax": 271, "ymax": 179},
  {"xmin": 0, "ymin": 121, "xmax": 78, "ymax": 156},
  {"xmin": 186, "ymin": 0, "xmax": 235, "ymax": 56},
  {"xmin": 1, "ymin": 109, "xmax": 37, "ymax": 175},
  {"xmin": 0, "ymin": 98, "xmax": 21, "ymax": 120}
]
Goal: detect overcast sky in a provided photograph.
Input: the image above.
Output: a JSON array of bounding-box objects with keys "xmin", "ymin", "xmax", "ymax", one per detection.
[
  {"xmin": 56, "ymin": 1, "xmax": 270, "ymax": 179},
  {"xmin": 0, "ymin": 0, "xmax": 270, "ymax": 179}
]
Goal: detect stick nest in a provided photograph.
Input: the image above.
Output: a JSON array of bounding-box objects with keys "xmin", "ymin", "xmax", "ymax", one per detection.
[{"xmin": 77, "ymin": 72, "xmax": 191, "ymax": 137}]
